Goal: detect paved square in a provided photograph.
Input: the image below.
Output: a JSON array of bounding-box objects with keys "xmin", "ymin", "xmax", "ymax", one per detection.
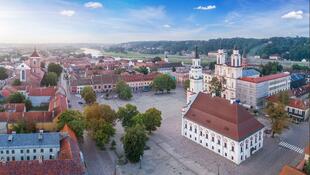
[{"xmin": 80, "ymin": 87, "xmax": 309, "ymax": 175}]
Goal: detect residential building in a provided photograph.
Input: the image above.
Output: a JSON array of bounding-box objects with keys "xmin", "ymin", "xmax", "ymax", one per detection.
[
  {"xmin": 237, "ymin": 72, "xmax": 290, "ymax": 109},
  {"xmin": 0, "ymin": 125, "xmax": 86, "ymax": 175},
  {"xmin": 121, "ymin": 73, "xmax": 159, "ymax": 92},
  {"xmin": 181, "ymin": 92, "xmax": 264, "ymax": 165}
]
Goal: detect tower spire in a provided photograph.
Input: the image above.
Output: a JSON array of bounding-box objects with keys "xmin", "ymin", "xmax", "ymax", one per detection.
[{"xmin": 195, "ymin": 46, "xmax": 199, "ymax": 59}]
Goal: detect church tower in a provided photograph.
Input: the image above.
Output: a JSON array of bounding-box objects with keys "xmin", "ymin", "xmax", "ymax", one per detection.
[
  {"xmin": 230, "ymin": 49, "xmax": 241, "ymax": 67},
  {"xmin": 29, "ymin": 49, "xmax": 41, "ymax": 73},
  {"xmin": 187, "ymin": 46, "xmax": 203, "ymax": 103},
  {"xmin": 216, "ymin": 49, "xmax": 227, "ymax": 65}
]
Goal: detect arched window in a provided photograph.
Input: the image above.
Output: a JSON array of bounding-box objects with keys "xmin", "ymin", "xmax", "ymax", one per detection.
[{"xmin": 21, "ymin": 70, "xmax": 25, "ymax": 80}]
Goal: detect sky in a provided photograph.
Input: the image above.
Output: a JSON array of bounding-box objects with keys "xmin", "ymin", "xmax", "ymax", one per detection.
[{"xmin": 0, "ymin": 0, "xmax": 309, "ymax": 43}]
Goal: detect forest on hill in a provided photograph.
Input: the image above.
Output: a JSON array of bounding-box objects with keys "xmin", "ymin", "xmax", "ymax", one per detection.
[{"xmin": 106, "ymin": 37, "xmax": 309, "ymax": 61}]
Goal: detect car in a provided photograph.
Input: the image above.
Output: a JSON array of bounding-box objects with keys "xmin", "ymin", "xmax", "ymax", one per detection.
[{"xmin": 78, "ymin": 101, "xmax": 84, "ymax": 105}]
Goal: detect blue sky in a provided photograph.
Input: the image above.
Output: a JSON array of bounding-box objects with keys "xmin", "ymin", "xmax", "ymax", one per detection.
[{"xmin": 0, "ymin": 0, "xmax": 309, "ymax": 43}]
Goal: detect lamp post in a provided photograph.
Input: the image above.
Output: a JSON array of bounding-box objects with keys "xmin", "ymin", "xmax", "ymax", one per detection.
[{"xmin": 139, "ymin": 155, "xmax": 142, "ymax": 169}]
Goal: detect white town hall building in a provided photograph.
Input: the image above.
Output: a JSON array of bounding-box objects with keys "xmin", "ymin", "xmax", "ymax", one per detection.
[{"xmin": 182, "ymin": 48, "xmax": 265, "ymax": 165}]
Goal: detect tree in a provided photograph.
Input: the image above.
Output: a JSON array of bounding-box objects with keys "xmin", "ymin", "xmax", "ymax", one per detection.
[
  {"xmin": 41, "ymin": 72, "xmax": 58, "ymax": 86},
  {"xmin": 208, "ymin": 61, "xmax": 216, "ymax": 70},
  {"xmin": 277, "ymin": 91, "xmax": 289, "ymax": 106},
  {"xmin": 116, "ymin": 80, "xmax": 132, "ymax": 100},
  {"xmin": 151, "ymin": 56, "xmax": 162, "ymax": 63},
  {"xmin": 183, "ymin": 79, "xmax": 190, "ymax": 91},
  {"xmin": 8, "ymin": 92, "xmax": 25, "ymax": 103},
  {"xmin": 172, "ymin": 66, "xmax": 176, "ymax": 72},
  {"xmin": 305, "ymin": 158, "xmax": 310, "ymax": 175},
  {"xmin": 81, "ymin": 86, "xmax": 96, "ymax": 104},
  {"xmin": 152, "ymin": 74, "xmax": 176, "ymax": 93},
  {"xmin": 117, "ymin": 104, "xmax": 139, "ymax": 128},
  {"xmin": 48, "ymin": 63, "xmax": 63, "ymax": 77},
  {"xmin": 93, "ymin": 122, "xmax": 115, "ymax": 149},
  {"xmin": 0, "ymin": 67, "xmax": 8, "ymax": 80},
  {"xmin": 260, "ymin": 62, "xmax": 283, "ymax": 76},
  {"xmin": 12, "ymin": 79, "xmax": 21, "ymax": 86},
  {"xmin": 57, "ymin": 110, "xmax": 86, "ymax": 138},
  {"xmin": 84, "ymin": 103, "xmax": 117, "ymax": 148},
  {"xmin": 209, "ymin": 77, "xmax": 223, "ymax": 96},
  {"xmin": 12, "ymin": 119, "xmax": 36, "ymax": 133},
  {"xmin": 141, "ymin": 108, "xmax": 162, "ymax": 133},
  {"xmin": 123, "ymin": 124, "xmax": 147, "ymax": 163},
  {"xmin": 266, "ymin": 102, "xmax": 289, "ymax": 138},
  {"xmin": 24, "ymin": 99, "xmax": 32, "ymax": 111},
  {"xmin": 135, "ymin": 66, "xmax": 149, "ymax": 75}
]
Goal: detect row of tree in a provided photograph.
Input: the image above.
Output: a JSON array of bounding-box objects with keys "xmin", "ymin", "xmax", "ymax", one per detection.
[{"xmin": 41, "ymin": 63, "xmax": 63, "ymax": 87}]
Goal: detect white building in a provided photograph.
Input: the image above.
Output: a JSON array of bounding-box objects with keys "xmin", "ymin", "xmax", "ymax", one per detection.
[
  {"xmin": 187, "ymin": 46, "xmax": 204, "ymax": 103},
  {"xmin": 0, "ymin": 131, "xmax": 60, "ymax": 162},
  {"xmin": 181, "ymin": 92, "xmax": 264, "ymax": 165},
  {"xmin": 204, "ymin": 49, "xmax": 243, "ymax": 100}
]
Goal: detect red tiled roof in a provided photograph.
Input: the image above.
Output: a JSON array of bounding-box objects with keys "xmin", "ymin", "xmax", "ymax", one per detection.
[
  {"xmin": 48, "ymin": 93, "xmax": 68, "ymax": 117},
  {"xmin": 121, "ymin": 72, "xmax": 160, "ymax": 82},
  {"xmin": 30, "ymin": 49, "xmax": 40, "ymax": 57},
  {"xmin": 278, "ymin": 165, "xmax": 306, "ymax": 175},
  {"xmin": 267, "ymin": 96, "xmax": 308, "ymax": 110},
  {"xmin": 184, "ymin": 93, "xmax": 264, "ymax": 141},
  {"xmin": 61, "ymin": 124, "xmax": 78, "ymax": 142},
  {"xmin": 239, "ymin": 72, "xmax": 289, "ymax": 83},
  {"xmin": 3, "ymin": 103, "xmax": 26, "ymax": 112},
  {"xmin": 28, "ymin": 87, "xmax": 57, "ymax": 96}
]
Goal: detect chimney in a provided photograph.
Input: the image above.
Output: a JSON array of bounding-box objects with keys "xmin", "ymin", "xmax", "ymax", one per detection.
[
  {"xmin": 8, "ymin": 134, "xmax": 13, "ymax": 142},
  {"xmin": 38, "ymin": 130, "xmax": 43, "ymax": 141}
]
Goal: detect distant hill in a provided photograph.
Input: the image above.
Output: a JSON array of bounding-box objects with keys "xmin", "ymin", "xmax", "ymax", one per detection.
[{"xmin": 106, "ymin": 37, "xmax": 309, "ymax": 61}]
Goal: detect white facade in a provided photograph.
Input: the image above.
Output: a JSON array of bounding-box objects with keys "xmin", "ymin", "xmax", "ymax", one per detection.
[
  {"xmin": 0, "ymin": 147, "xmax": 59, "ymax": 162},
  {"xmin": 181, "ymin": 118, "xmax": 264, "ymax": 165},
  {"xmin": 205, "ymin": 49, "xmax": 243, "ymax": 100},
  {"xmin": 16, "ymin": 63, "xmax": 30, "ymax": 82}
]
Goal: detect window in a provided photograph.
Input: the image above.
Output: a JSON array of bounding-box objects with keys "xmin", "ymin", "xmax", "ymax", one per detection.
[
  {"xmin": 250, "ymin": 141, "xmax": 253, "ymax": 146},
  {"xmin": 231, "ymin": 146, "xmax": 234, "ymax": 152},
  {"xmin": 194, "ymin": 128, "xmax": 197, "ymax": 133},
  {"xmin": 224, "ymin": 143, "xmax": 227, "ymax": 148},
  {"xmin": 241, "ymin": 156, "xmax": 243, "ymax": 160},
  {"xmin": 184, "ymin": 124, "xmax": 187, "ymax": 129},
  {"xmin": 185, "ymin": 132, "xmax": 187, "ymax": 136},
  {"xmin": 0, "ymin": 151, "xmax": 2, "ymax": 154},
  {"xmin": 6, "ymin": 150, "xmax": 9, "ymax": 154},
  {"xmin": 12, "ymin": 150, "xmax": 15, "ymax": 154},
  {"xmin": 206, "ymin": 134, "xmax": 208, "ymax": 139},
  {"xmin": 217, "ymin": 140, "xmax": 220, "ymax": 145},
  {"xmin": 194, "ymin": 137, "xmax": 196, "ymax": 141},
  {"xmin": 200, "ymin": 140, "xmax": 202, "ymax": 143},
  {"xmin": 246, "ymin": 143, "xmax": 248, "ymax": 149},
  {"xmin": 26, "ymin": 149, "xmax": 29, "ymax": 153},
  {"xmin": 27, "ymin": 156, "xmax": 30, "ymax": 160},
  {"xmin": 225, "ymin": 153, "xmax": 227, "ymax": 157},
  {"xmin": 33, "ymin": 156, "xmax": 36, "ymax": 160},
  {"xmin": 41, "ymin": 149, "xmax": 44, "ymax": 153},
  {"xmin": 33, "ymin": 149, "xmax": 36, "ymax": 153},
  {"xmin": 12, "ymin": 156, "xmax": 15, "ymax": 161},
  {"xmin": 200, "ymin": 131, "xmax": 202, "ymax": 136},
  {"xmin": 189, "ymin": 126, "xmax": 192, "ymax": 131},
  {"xmin": 241, "ymin": 147, "xmax": 243, "ymax": 153},
  {"xmin": 50, "ymin": 155, "xmax": 53, "ymax": 159},
  {"xmin": 212, "ymin": 146, "xmax": 214, "ymax": 150},
  {"xmin": 231, "ymin": 156, "xmax": 234, "ymax": 160},
  {"xmin": 20, "ymin": 150, "xmax": 23, "ymax": 154},
  {"xmin": 212, "ymin": 137, "xmax": 214, "ymax": 142},
  {"xmin": 218, "ymin": 149, "xmax": 220, "ymax": 153},
  {"xmin": 21, "ymin": 156, "xmax": 24, "ymax": 160},
  {"xmin": 189, "ymin": 135, "xmax": 191, "ymax": 138},
  {"xmin": 206, "ymin": 143, "xmax": 208, "ymax": 147},
  {"xmin": 49, "ymin": 148, "xmax": 53, "ymax": 153},
  {"xmin": 6, "ymin": 157, "xmax": 9, "ymax": 161}
]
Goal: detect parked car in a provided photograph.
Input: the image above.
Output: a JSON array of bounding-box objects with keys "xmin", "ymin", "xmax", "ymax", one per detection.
[{"xmin": 78, "ymin": 101, "xmax": 84, "ymax": 105}]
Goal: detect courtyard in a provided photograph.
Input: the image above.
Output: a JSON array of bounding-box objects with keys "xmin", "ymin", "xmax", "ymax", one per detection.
[{"xmin": 72, "ymin": 87, "xmax": 309, "ymax": 175}]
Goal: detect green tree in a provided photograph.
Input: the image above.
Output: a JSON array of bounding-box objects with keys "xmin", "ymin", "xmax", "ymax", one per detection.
[
  {"xmin": 57, "ymin": 110, "xmax": 86, "ymax": 138},
  {"xmin": 84, "ymin": 103, "xmax": 117, "ymax": 148},
  {"xmin": 12, "ymin": 119, "xmax": 36, "ymax": 133},
  {"xmin": 260, "ymin": 62, "xmax": 283, "ymax": 76},
  {"xmin": 48, "ymin": 63, "xmax": 63, "ymax": 77},
  {"xmin": 208, "ymin": 61, "xmax": 216, "ymax": 70},
  {"xmin": 123, "ymin": 124, "xmax": 147, "ymax": 163},
  {"xmin": 277, "ymin": 91, "xmax": 289, "ymax": 106},
  {"xmin": 81, "ymin": 86, "xmax": 96, "ymax": 104},
  {"xmin": 183, "ymin": 79, "xmax": 190, "ymax": 91},
  {"xmin": 41, "ymin": 72, "xmax": 58, "ymax": 86},
  {"xmin": 305, "ymin": 158, "xmax": 310, "ymax": 175},
  {"xmin": 135, "ymin": 66, "xmax": 149, "ymax": 75},
  {"xmin": 12, "ymin": 79, "xmax": 21, "ymax": 86},
  {"xmin": 266, "ymin": 102, "xmax": 289, "ymax": 138},
  {"xmin": 116, "ymin": 80, "xmax": 132, "ymax": 100},
  {"xmin": 24, "ymin": 99, "xmax": 32, "ymax": 111},
  {"xmin": 8, "ymin": 92, "xmax": 25, "ymax": 103},
  {"xmin": 117, "ymin": 104, "xmax": 139, "ymax": 128},
  {"xmin": 141, "ymin": 108, "xmax": 162, "ymax": 133},
  {"xmin": 209, "ymin": 77, "xmax": 223, "ymax": 96},
  {"xmin": 152, "ymin": 74, "xmax": 176, "ymax": 93},
  {"xmin": 0, "ymin": 67, "xmax": 8, "ymax": 80}
]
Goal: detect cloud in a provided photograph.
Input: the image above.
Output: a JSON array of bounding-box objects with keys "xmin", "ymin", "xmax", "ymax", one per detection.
[
  {"xmin": 281, "ymin": 10, "xmax": 303, "ymax": 19},
  {"xmin": 194, "ymin": 5, "xmax": 216, "ymax": 11},
  {"xmin": 129, "ymin": 6, "xmax": 166, "ymax": 21},
  {"xmin": 163, "ymin": 24, "xmax": 171, "ymax": 28},
  {"xmin": 84, "ymin": 2, "xmax": 103, "ymax": 9},
  {"xmin": 60, "ymin": 10, "xmax": 75, "ymax": 17}
]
